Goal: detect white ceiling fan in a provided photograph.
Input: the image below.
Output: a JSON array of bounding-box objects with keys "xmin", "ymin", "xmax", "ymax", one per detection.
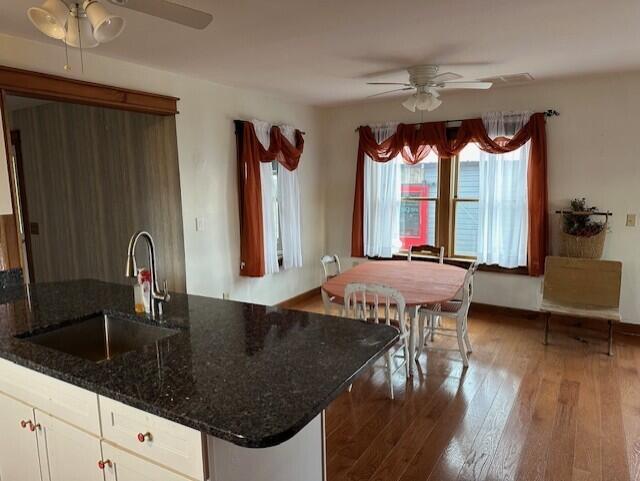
[
  {"xmin": 27, "ymin": 0, "xmax": 213, "ymax": 71},
  {"xmin": 27, "ymin": 0, "xmax": 213, "ymax": 48},
  {"xmin": 367, "ymin": 65, "xmax": 493, "ymax": 112}
]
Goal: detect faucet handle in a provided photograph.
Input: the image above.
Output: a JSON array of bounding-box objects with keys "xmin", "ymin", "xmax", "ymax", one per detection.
[{"xmin": 162, "ymin": 280, "xmax": 171, "ymax": 302}]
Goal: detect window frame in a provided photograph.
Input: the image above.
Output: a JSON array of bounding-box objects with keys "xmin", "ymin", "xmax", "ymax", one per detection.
[
  {"xmin": 451, "ymin": 153, "xmax": 479, "ymax": 259},
  {"xmin": 391, "ymin": 128, "xmax": 529, "ymax": 275},
  {"xmin": 271, "ymin": 160, "xmax": 284, "ymax": 265}
]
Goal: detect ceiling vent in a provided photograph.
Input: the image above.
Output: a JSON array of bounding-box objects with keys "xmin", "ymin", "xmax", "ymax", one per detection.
[{"xmin": 481, "ymin": 73, "xmax": 535, "ymax": 85}]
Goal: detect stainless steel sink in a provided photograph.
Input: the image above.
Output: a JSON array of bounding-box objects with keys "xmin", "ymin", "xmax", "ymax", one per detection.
[{"xmin": 22, "ymin": 314, "xmax": 179, "ymax": 362}]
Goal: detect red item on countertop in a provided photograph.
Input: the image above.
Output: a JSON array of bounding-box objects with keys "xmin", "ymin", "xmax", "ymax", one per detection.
[{"xmin": 137, "ymin": 268, "xmax": 151, "ymax": 285}]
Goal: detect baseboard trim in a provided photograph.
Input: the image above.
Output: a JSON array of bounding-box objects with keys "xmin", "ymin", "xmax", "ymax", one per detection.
[
  {"xmin": 275, "ymin": 291, "xmax": 640, "ymax": 336},
  {"xmin": 277, "ymin": 287, "xmax": 321, "ymax": 309},
  {"xmin": 471, "ymin": 302, "xmax": 640, "ymax": 336}
]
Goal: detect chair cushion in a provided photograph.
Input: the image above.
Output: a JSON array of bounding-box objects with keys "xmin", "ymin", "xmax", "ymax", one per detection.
[{"xmin": 422, "ymin": 300, "xmax": 462, "ymax": 315}]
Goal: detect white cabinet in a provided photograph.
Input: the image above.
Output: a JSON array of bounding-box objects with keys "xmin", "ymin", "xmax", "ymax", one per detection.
[
  {"xmin": 0, "ymin": 393, "xmax": 43, "ymax": 481},
  {"xmin": 36, "ymin": 411, "xmax": 104, "ymax": 481},
  {"xmin": 0, "ymin": 358, "xmax": 101, "ymax": 435},
  {"xmin": 100, "ymin": 443, "xmax": 191, "ymax": 481},
  {"xmin": 99, "ymin": 396, "xmax": 204, "ymax": 480}
]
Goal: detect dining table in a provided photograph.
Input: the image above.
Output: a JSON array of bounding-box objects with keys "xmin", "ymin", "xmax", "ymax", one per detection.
[{"xmin": 321, "ymin": 260, "xmax": 468, "ymax": 375}]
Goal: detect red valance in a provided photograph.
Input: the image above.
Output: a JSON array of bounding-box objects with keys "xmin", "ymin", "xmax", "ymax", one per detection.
[
  {"xmin": 352, "ymin": 113, "xmax": 548, "ymax": 276},
  {"xmin": 236, "ymin": 120, "xmax": 305, "ymax": 277},
  {"xmin": 254, "ymin": 123, "xmax": 305, "ymax": 171}
]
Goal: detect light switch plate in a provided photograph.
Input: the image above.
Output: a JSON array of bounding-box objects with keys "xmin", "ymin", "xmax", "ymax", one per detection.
[
  {"xmin": 195, "ymin": 216, "xmax": 205, "ymax": 231},
  {"xmin": 626, "ymin": 214, "xmax": 636, "ymax": 227}
]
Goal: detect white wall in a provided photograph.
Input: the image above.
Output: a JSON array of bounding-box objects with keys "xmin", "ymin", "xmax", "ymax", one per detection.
[
  {"xmin": 0, "ymin": 34, "xmax": 325, "ymax": 306},
  {"xmin": 321, "ymin": 73, "xmax": 640, "ymax": 324}
]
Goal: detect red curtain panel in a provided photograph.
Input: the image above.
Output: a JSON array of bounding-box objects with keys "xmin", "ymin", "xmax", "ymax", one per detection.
[{"xmin": 235, "ymin": 121, "xmax": 305, "ymax": 277}]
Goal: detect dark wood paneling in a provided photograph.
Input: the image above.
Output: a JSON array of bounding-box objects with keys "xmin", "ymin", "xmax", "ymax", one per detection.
[
  {"xmin": 0, "ymin": 214, "xmax": 20, "ymax": 270},
  {"xmin": 8, "ymin": 101, "xmax": 186, "ymax": 292},
  {"xmin": 0, "ymin": 66, "xmax": 178, "ymax": 115}
]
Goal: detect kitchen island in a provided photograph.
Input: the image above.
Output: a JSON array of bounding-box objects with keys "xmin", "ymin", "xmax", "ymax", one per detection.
[{"xmin": 0, "ymin": 280, "xmax": 398, "ymax": 481}]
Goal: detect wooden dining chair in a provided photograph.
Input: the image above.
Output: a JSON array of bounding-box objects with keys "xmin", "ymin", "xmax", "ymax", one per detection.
[
  {"xmin": 416, "ymin": 261, "xmax": 478, "ymax": 367},
  {"xmin": 408, "ymin": 244, "xmax": 445, "ymax": 263},
  {"xmin": 344, "ymin": 283, "xmax": 410, "ymax": 399},
  {"xmin": 320, "ymin": 255, "xmax": 344, "ymax": 315}
]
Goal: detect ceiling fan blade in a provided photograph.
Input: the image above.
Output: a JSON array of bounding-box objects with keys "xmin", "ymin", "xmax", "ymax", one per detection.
[
  {"xmin": 366, "ymin": 82, "xmax": 412, "ymax": 86},
  {"xmin": 429, "ymin": 72, "xmax": 462, "ymax": 83},
  {"xmin": 108, "ymin": 0, "xmax": 213, "ymax": 29},
  {"xmin": 366, "ymin": 87, "xmax": 414, "ymax": 98},
  {"xmin": 441, "ymin": 81, "xmax": 493, "ymax": 89}
]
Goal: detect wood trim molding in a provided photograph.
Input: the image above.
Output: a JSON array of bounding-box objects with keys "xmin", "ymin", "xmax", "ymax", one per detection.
[
  {"xmin": 0, "ymin": 65, "xmax": 178, "ymax": 115},
  {"xmin": 277, "ymin": 287, "xmax": 321, "ymax": 309},
  {"xmin": 470, "ymin": 302, "xmax": 640, "ymax": 336}
]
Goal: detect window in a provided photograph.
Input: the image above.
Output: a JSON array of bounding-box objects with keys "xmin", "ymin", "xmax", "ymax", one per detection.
[
  {"xmin": 399, "ymin": 151, "xmax": 438, "ymax": 250},
  {"xmin": 394, "ymin": 142, "xmax": 528, "ymax": 263},
  {"xmin": 271, "ymin": 161, "xmax": 283, "ymax": 260},
  {"xmin": 453, "ymin": 144, "xmax": 480, "ymax": 257}
]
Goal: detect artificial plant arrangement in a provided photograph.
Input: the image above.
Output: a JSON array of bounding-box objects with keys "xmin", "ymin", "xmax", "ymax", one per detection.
[
  {"xmin": 560, "ymin": 197, "xmax": 608, "ymax": 259},
  {"xmin": 562, "ymin": 198, "xmax": 606, "ymax": 237}
]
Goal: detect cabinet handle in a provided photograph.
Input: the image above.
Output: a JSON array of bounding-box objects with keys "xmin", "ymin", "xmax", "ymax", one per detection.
[
  {"xmin": 137, "ymin": 431, "xmax": 152, "ymax": 443},
  {"xmin": 97, "ymin": 460, "xmax": 112, "ymax": 470},
  {"xmin": 20, "ymin": 420, "xmax": 33, "ymax": 430},
  {"xmin": 29, "ymin": 423, "xmax": 41, "ymax": 432}
]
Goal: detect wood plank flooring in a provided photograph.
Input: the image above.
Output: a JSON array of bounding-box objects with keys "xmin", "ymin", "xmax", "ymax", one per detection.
[{"xmin": 288, "ymin": 296, "xmax": 640, "ymax": 481}]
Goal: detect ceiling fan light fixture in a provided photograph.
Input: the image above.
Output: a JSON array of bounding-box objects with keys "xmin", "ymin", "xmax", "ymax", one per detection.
[
  {"xmin": 402, "ymin": 95, "xmax": 417, "ymax": 112},
  {"xmin": 65, "ymin": 11, "xmax": 99, "ymax": 48},
  {"xmin": 83, "ymin": 0, "xmax": 125, "ymax": 43},
  {"xmin": 27, "ymin": 0, "xmax": 69, "ymax": 40},
  {"xmin": 427, "ymin": 96, "xmax": 442, "ymax": 111},
  {"xmin": 415, "ymin": 92, "xmax": 432, "ymax": 111}
]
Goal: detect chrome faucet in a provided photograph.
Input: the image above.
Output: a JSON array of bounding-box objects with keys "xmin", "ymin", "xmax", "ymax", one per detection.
[{"xmin": 125, "ymin": 231, "xmax": 170, "ymax": 319}]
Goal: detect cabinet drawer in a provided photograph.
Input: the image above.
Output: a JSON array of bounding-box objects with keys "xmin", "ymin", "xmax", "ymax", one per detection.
[
  {"xmin": 99, "ymin": 396, "xmax": 205, "ymax": 481},
  {"xmin": 0, "ymin": 358, "xmax": 100, "ymax": 435},
  {"xmin": 102, "ymin": 442, "xmax": 193, "ymax": 481}
]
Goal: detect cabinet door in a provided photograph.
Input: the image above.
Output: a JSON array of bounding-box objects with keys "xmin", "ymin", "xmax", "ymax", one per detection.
[
  {"xmin": 101, "ymin": 442, "xmax": 191, "ymax": 481},
  {"xmin": 0, "ymin": 393, "xmax": 43, "ymax": 481},
  {"xmin": 36, "ymin": 411, "xmax": 104, "ymax": 481}
]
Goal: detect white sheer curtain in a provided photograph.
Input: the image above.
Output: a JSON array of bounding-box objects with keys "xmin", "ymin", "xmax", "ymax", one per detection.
[
  {"xmin": 252, "ymin": 120, "xmax": 280, "ymax": 274},
  {"xmin": 277, "ymin": 126, "xmax": 303, "ymax": 269},
  {"xmin": 477, "ymin": 111, "xmax": 532, "ymax": 268},
  {"xmin": 363, "ymin": 122, "xmax": 401, "ymax": 258}
]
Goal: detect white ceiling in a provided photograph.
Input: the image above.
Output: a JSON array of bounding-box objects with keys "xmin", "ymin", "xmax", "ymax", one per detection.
[{"xmin": 1, "ymin": 0, "xmax": 640, "ymax": 105}]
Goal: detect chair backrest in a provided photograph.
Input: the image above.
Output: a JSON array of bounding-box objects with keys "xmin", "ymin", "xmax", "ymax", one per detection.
[
  {"xmin": 449, "ymin": 264, "xmax": 476, "ymax": 320},
  {"xmin": 468, "ymin": 260, "xmax": 480, "ymax": 301},
  {"xmin": 408, "ymin": 244, "xmax": 445, "ymax": 263},
  {"xmin": 344, "ymin": 283, "xmax": 407, "ymax": 335},
  {"xmin": 320, "ymin": 255, "xmax": 342, "ymax": 282},
  {"xmin": 542, "ymin": 256, "xmax": 622, "ymax": 309}
]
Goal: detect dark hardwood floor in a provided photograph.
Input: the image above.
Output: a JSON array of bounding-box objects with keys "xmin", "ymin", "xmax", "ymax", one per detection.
[{"xmin": 288, "ymin": 296, "xmax": 640, "ymax": 481}]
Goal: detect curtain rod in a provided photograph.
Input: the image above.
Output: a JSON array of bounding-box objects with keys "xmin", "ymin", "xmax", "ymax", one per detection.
[
  {"xmin": 233, "ymin": 119, "xmax": 306, "ymax": 135},
  {"xmin": 354, "ymin": 109, "xmax": 560, "ymax": 132}
]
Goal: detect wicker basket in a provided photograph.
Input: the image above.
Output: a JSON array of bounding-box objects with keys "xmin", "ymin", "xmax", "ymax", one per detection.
[{"xmin": 560, "ymin": 226, "xmax": 607, "ymax": 259}]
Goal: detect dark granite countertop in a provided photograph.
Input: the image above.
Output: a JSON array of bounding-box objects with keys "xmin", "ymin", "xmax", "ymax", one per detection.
[{"xmin": 0, "ymin": 280, "xmax": 398, "ymax": 448}]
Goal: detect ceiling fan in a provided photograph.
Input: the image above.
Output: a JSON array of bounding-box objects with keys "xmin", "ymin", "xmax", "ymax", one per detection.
[
  {"xmin": 27, "ymin": 0, "xmax": 213, "ymax": 48},
  {"xmin": 367, "ymin": 65, "xmax": 493, "ymax": 112}
]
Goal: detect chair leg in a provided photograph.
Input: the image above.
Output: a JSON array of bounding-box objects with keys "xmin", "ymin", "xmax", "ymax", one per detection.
[
  {"xmin": 456, "ymin": 317, "xmax": 469, "ymax": 367},
  {"xmin": 417, "ymin": 311, "xmax": 426, "ymax": 360},
  {"xmin": 463, "ymin": 319, "xmax": 472, "ymax": 354},
  {"xmin": 430, "ymin": 315, "xmax": 436, "ymax": 342},
  {"xmin": 385, "ymin": 351, "xmax": 394, "ymax": 400},
  {"xmin": 608, "ymin": 320, "xmax": 613, "ymax": 356},
  {"xmin": 543, "ymin": 313, "xmax": 550, "ymax": 345}
]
